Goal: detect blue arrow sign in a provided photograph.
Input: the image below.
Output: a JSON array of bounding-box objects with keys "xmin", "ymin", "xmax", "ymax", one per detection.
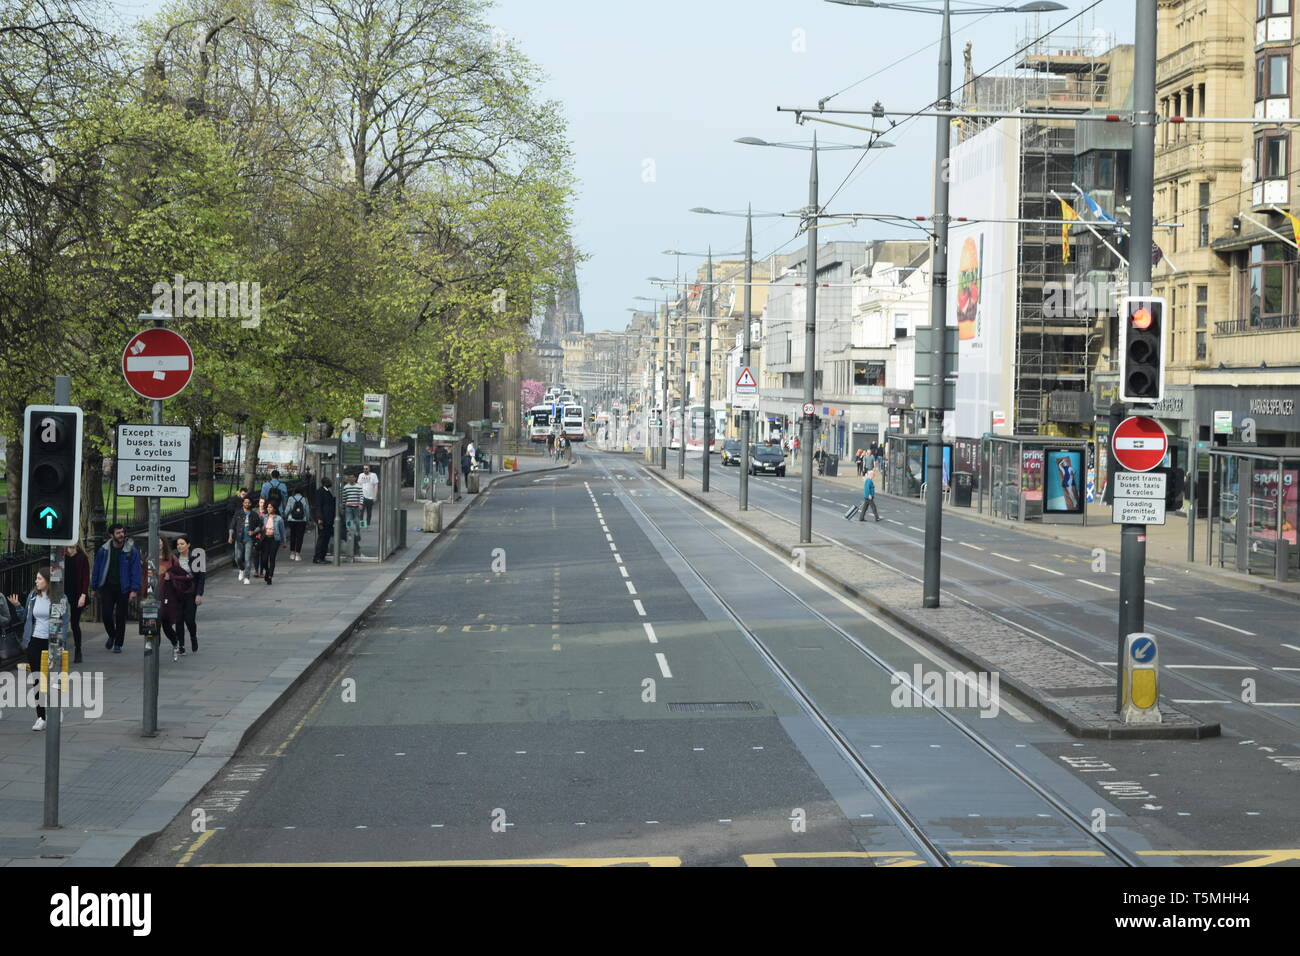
[
  {"xmin": 1130, "ymin": 636, "xmax": 1156, "ymax": 663},
  {"xmin": 39, "ymin": 506, "xmax": 58, "ymax": 529}
]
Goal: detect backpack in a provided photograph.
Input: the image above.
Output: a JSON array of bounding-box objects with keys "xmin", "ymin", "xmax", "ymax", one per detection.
[
  {"xmin": 289, "ymin": 496, "xmax": 305, "ymax": 521},
  {"xmin": 268, "ymin": 482, "xmax": 285, "ymax": 506}
]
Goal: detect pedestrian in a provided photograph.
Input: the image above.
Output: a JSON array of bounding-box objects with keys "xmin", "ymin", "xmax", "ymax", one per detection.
[
  {"xmin": 460, "ymin": 449, "xmax": 473, "ymax": 480},
  {"xmin": 284, "ymin": 486, "xmax": 311, "ymax": 560},
  {"xmin": 166, "ymin": 533, "xmax": 204, "ymax": 655},
  {"xmin": 7, "ymin": 567, "xmax": 55, "ymax": 730},
  {"xmin": 467, "ymin": 439, "xmax": 477, "ymax": 468},
  {"xmin": 341, "ymin": 473, "xmax": 363, "ymax": 538},
  {"xmin": 857, "ymin": 470, "xmax": 881, "ymax": 522},
  {"xmin": 62, "ymin": 543, "xmax": 90, "ymax": 663},
  {"xmin": 261, "ymin": 503, "xmax": 286, "ymax": 585},
  {"xmin": 155, "ymin": 536, "xmax": 182, "ymax": 659},
  {"xmin": 313, "ymin": 478, "xmax": 336, "ymax": 563},
  {"xmin": 260, "ymin": 469, "xmax": 288, "ymax": 511},
  {"xmin": 358, "ymin": 463, "xmax": 379, "ymax": 528},
  {"xmin": 228, "ymin": 496, "xmax": 261, "ymax": 585},
  {"xmin": 91, "ymin": 524, "xmax": 142, "ymax": 653},
  {"xmin": 793, "ymin": 436, "xmax": 800, "ymax": 459},
  {"xmin": 253, "ymin": 497, "xmax": 270, "ymax": 577},
  {"xmin": 545, "ymin": 432, "xmax": 554, "ymax": 457},
  {"xmin": 434, "ymin": 444, "xmax": 449, "ymax": 481}
]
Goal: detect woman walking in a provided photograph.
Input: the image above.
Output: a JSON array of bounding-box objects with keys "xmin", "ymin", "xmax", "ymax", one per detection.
[
  {"xmin": 162, "ymin": 534, "xmax": 205, "ymax": 658},
  {"xmin": 62, "ymin": 543, "xmax": 90, "ymax": 663},
  {"xmin": 261, "ymin": 503, "xmax": 286, "ymax": 585},
  {"xmin": 7, "ymin": 567, "xmax": 55, "ymax": 731}
]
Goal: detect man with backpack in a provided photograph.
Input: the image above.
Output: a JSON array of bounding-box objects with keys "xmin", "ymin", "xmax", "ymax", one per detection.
[
  {"xmin": 260, "ymin": 470, "xmax": 288, "ymax": 511},
  {"xmin": 284, "ymin": 487, "xmax": 311, "ymax": 562}
]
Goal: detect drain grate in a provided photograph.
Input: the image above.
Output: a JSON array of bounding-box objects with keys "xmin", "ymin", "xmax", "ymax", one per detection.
[{"xmin": 667, "ymin": 701, "xmax": 762, "ymax": 713}]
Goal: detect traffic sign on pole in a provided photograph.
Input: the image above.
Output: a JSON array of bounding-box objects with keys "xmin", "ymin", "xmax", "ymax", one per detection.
[
  {"xmin": 122, "ymin": 328, "xmax": 194, "ymax": 400},
  {"xmin": 1111, "ymin": 416, "xmax": 1167, "ymax": 473},
  {"xmin": 735, "ymin": 366, "xmax": 758, "ymax": 393}
]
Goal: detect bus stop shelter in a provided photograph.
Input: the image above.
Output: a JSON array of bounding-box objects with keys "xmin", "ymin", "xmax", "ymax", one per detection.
[
  {"xmin": 306, "ymin": 440, "xmax": 407, "ymax": 562},
  {"xmin": 413, "ymin": 429, "xmax": 466, "ymax": 503},
  {"xmin": 978, "ymin": 435, "xmax": 1092, "ymax": 525},
  {"xmin": 1206, "ymin": 446, "xmax": 1299, "ymax": 582}
]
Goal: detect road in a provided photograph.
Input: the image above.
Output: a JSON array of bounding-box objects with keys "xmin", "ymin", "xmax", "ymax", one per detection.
[{"xmin": 140, "ymin": 450, "xmax": 1300, "ymax": 866}]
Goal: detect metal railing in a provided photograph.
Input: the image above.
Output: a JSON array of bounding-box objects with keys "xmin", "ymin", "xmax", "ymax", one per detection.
[{"xmin": 1215, "ymin": 313, "xmax": 1300, "ymax": 335}]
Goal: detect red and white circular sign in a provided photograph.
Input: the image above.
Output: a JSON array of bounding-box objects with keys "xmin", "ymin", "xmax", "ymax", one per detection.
[
  {"xmin": 122, "ymin": 328, "xmax": 194, "ymax": 401},
  {"xmin": 1112, "ymin": 416, "xmax": 1167, "ymax": 472}
]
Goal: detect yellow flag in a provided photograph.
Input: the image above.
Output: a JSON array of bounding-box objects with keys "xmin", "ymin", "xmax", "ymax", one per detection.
[
  {"xmin": 1059, "ymin": 198, "xmax": 1079, "ymax": 264},
  {"xmin": 1284, "ymin": 208, "xmax": 1300, "ymax": 246}
]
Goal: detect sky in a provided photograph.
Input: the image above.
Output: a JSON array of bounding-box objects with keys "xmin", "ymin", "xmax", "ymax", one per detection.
[{"xmin": 117, "ymin": 0, "xmax": 1134, "ymax": 331}]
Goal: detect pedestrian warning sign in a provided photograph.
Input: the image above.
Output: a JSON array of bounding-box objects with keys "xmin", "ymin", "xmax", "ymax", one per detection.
[{"xmin": 735, "ymin": 367, "xmax": 758, "ymax": 393}]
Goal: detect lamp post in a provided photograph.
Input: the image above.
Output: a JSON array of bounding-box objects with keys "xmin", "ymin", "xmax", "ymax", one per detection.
[
  {"xmin": 633, "ymin": 294, "xmax": 670, "ymax": 467},
  {"xmin": 736, "ymin": 135, "xmax": 891, "ymax": 544},
  {"xmin": 826, "ymin": 0, "xmax": 1066, "ymax": 603},
  {"xmin": 691, "ymin": 206, "xmax": 786, "ymax": 510}
]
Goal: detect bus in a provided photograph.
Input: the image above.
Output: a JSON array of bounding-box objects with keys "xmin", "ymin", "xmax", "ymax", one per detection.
[
  {"xmin": 528, "ymin": 404, "xmax": 554, "ymax": 443},
  {"xmin": 563, "ymin": 404, "xmax": 585, "ymax": 441},
  {"xmin": 667, "ymin": 405, "xmax": 727, "ymax": 452}
]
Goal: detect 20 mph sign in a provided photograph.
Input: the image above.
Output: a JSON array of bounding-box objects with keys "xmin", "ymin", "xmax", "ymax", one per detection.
[
  {"xmin": 122, "ymin": 328, "xmax": 194, "ymax": 401},
  {"xmin": 1111, "ymin": 416, "xmax": 1167, "ymax": 473}
]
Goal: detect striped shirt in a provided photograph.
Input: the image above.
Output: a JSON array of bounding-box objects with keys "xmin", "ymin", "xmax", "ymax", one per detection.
[{"xmin": 342, "ymin": 483, "xmax": 363, "ymax": 507}]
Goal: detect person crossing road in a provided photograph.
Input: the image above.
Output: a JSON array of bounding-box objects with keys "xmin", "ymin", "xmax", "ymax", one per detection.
[{"xmin": 857, "ymin": 471, "xmax": 881, "ymax": 522}]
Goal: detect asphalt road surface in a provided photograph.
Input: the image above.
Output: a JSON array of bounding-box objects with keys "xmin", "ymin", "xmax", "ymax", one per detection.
[{"xmin": 140, "ymin": 450, "xmax": 1300, "ymax": 867}]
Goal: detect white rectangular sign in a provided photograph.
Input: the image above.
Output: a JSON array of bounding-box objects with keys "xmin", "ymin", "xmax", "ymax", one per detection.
[
  {"xmin": 732, "ymin": 392, "xmax": 758, "ymax": 410},
  {"xmin": 117, "ymin": 424, "xmax": 190, "ymax": 462},
  {"xmin": 116, "ymin": 459, "xmax": 190, "ymax": 498},
  {"xmin": 1112, "ymin": 497, "xmax": 1166, "ymax": 525},
  {"xmin": 1113, "ymin": 472, "xmax": 1166, "ymax": 500}
]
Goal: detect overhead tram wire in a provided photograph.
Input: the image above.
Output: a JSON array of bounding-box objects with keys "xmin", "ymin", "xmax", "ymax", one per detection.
[{"xmin": 817, "ymin": 0, "xmax": 1109, "ymax": 213}]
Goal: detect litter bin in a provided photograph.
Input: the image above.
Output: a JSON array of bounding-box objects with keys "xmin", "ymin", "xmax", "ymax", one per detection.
[
  {"xmin": 823, "ymin": 453, "xmax": 839, "ymax": 477},
  {"xmin": 952, "ymin": 471, "xmax": 973, "ymax": 508}
]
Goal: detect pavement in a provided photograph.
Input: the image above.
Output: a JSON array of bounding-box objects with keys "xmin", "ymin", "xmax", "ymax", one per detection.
[
  {"xmin": 128, "ymin": 448, "xmax": 1300, "ymax": 867},
  {"xmin": 0, "ymin": 456, "xmax": 565, "ymax": 867},
  {"xmin": 794, "ymin": 457, "xmax": 1300, "ymax": 603}
]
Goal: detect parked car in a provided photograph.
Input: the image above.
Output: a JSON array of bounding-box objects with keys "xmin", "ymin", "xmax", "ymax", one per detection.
[
  {"xmin": 749, "ymin": 444, "xmax": 786, "ymax": 477},
  {"xmin": 720, "ymin": 439, "xmax": 742, "ymax": 466}
]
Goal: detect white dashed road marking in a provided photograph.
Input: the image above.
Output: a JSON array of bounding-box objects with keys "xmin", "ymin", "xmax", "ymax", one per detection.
[
  {"xmin": 643, "ymin": 623, "xmax": 658, "ymax": 644},
  {"xmin": 655, "ymin": 653, "xmax": 673, "ymax": 678},
  {"xmin": 1195, "ymin": 617, "xmax": 1256, "ymax": 637}
]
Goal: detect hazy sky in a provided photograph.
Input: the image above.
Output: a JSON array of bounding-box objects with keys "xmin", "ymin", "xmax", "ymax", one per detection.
[{"xmin": 117, "ymin": 0, "xmax": 1134, "ymax": 331}]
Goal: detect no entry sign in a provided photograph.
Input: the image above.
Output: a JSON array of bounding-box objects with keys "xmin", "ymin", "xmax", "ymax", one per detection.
[
  {"xmin": 1112, "ymin": 416, "xmax": 1167, "ymax": 473},
  {"xmin": 122, "ymin": 328, "xmax": 194, "ymax": 401}
]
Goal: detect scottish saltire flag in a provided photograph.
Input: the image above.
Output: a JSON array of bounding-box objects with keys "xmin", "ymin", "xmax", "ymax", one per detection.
[{"xmin": 1074, "ymin": 186, "xmax": 1127, "ymax": 235}]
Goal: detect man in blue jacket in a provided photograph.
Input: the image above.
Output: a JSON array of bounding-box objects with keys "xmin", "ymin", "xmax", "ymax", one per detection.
[
  {"xmin": 857, "ymin": 472, "xmax": 881, "ymax": 522},
  {"xmin": 91, "ymin": 524, "xmax": 142, "ymax": 652}
]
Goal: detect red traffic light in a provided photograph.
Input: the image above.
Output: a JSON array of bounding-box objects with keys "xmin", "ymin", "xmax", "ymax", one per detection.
[{"xmin": 1130, "ymin": 307, "xmax": 1153, "ymax": 330}]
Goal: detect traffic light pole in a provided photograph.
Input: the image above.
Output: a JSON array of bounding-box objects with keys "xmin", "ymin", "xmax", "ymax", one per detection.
[
  {"xmin": 1118, "ymin": 0, "xmax": 1157, "ymax": 710},
  {"xmin": 43, "ymin": 374, "xmax": 72, "ymax": 828},
  {"xmin": 702, "ymin": 250, "xmax": 713, "ymax": 493}
]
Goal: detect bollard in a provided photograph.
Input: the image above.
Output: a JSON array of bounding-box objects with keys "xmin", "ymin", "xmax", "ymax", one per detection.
[{"xmin": 1121, "ymin": 632, "xmax": 1161, "ymax": 725}]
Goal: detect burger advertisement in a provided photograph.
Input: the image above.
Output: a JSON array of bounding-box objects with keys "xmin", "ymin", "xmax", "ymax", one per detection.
[{"xmin": 957, "ymin": 234, "xmax": 983, "ymax": 342}]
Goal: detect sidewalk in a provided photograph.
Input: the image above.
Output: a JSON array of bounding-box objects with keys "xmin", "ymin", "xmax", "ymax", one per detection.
[
  {"xmin": 0, "ymin": 458, "xmax": 564, "ymax": 867},
  {"xmin": 794, "ymin": 459, "xmax": 1300, "ymax": 603}
]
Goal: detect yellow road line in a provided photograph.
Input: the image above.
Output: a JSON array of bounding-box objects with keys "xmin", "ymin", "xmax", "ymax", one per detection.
[
  {"xmin": 207, "ymin": 856, "xmax": 682, "ymax": 867},
  {"xmin": 269, "ymin": 662, "xmax": 352, "ymax": 758},
  {"xmin": 176, "ymin": 829, "xmax": 217, "ymax": 867}
]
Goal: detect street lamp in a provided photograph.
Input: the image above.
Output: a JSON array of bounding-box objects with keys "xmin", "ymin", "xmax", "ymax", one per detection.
[
  {"xmin": 634, "ymin": 293, "xmax": 670, "ymax": 468},
  {"xmin": 737, "ymin": 134, "xmax": 894, "ymax": 545},
  {"xmin": 826, "ymin": 0, "xmax": 1066, "ymax": 606},
  {"xmin": 692, "ymin": 206, "xmax": 786, "ymax": 511}
]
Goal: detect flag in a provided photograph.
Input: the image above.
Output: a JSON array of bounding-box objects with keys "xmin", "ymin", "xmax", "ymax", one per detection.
[
  {"xmin": 1283, "ymin": 208, "xmax": 1300, "ymax": 243},
  {"xmin": 1059, "ymin": 198, "xmax": 1078, "ymax": 264},
  {"xmin": 1151, "ymin": 242, "xmax": 1164, "ymax": 267},
  {"xmin": 1075, "ymin": 187, "xmax": 1127, "ymax": 236}
]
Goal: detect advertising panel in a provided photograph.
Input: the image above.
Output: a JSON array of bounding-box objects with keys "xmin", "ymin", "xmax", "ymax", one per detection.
[
  {"xmin": 948, "ymin": 119, "xmax": 1020, "ymax": 438},
  {"xmin": 1044, "ymin": 449, "xmax": 1084, "ymax": 514}
]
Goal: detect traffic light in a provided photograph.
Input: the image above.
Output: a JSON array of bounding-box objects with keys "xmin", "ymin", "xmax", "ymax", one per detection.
[
  {"xmin": 1159, "ymin": 465, "xmax": 1186, "ymax": 511},
  {"xmin": 1119, "ymin": 296, "xmax": 1166, "ymax": 403},
  {"xmin": 20, "ymin": 405, "xmax": 83, "ymax": 546}
]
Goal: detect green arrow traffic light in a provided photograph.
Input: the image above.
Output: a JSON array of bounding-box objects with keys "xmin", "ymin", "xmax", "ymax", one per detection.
[{"xmin": 39, "ymin": 506, "xmax": 58, "ymax": 529}]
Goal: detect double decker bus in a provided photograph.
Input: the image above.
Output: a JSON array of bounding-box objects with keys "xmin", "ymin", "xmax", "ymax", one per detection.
[{"xmin": 528, "ymin": 404, "xmax": 554, "ymax": 443}]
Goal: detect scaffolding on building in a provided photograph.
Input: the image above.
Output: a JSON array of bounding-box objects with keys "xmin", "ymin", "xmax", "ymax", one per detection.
[{"xmin": 960, "ymin": 26, "xmax": 1117, "ymax": 435}]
